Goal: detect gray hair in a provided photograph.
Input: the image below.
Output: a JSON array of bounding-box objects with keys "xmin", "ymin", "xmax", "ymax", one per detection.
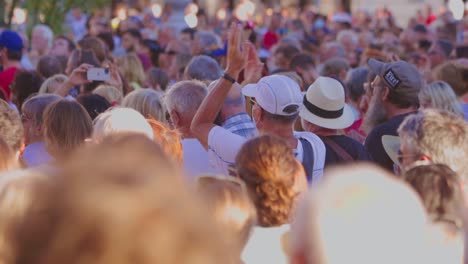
[
  {"xmin": 39, "ymin": 74, "xmax": 68, "ymax": 94},
  {"xmin": 21, "ymin": 94, "xmax": 61, "ymax": 127},
  {"xmin": 398, "ymin": 109, "xmax": 468, "ymax": 181},
  {"xmin": 33, "ymin": 24, "xmax": 54, "ymax": 49},
  {"xmin": 346, "ymin": 67, "xmax": 369, "ymax": 102},
  {"xmin": 122, "ymin": 89, "xmax": 165, "ymax": 122},
  {"xmin": 93, "ymin": 107, "xmax": 154, "ymax": 141},
  {"xmin": 337, "ymin": 30, "xmax": 358, "ymax": 48},
  {"xmin": 322, "ymin": 42, "xmax": 346, "ymax": 60},
  {"xmin": 418, "ymin": 81, "xmax": 464, "ymax": 117},
  {"xmin": 165, "ymin": 80, "xmax": 208, "ymax": 114},
  {"xmin": 195, "ymin": 31, "xmax": 221, "ymax": 51},
  {"xmin": 320, "ymin": 57, "xmax": 350, "ymax": 78},
  {"xmin": 184, "ymin": 55, "xmax": 223, "ymax": 81}
]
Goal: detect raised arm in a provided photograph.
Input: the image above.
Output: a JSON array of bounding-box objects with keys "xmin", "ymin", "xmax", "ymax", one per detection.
[{"xmin": 191, "ymin": 24, "xmax": 251, "ymax": 148}]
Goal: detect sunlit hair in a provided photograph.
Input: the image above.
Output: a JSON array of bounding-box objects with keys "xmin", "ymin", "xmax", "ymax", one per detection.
[
  {"xmin": 419, "ymin": 81, "xmax": 464, "ymax": 117},
  {"xmin": 0, "ymin": 170, "xmax": 53, "ymax": 263},
  {"xmin": 147, "ymin": 119, "xmax": 183, "ymax": 163},
  {"xmin": 0, "ymin": 100, "xmax": 23, "ymax": 153},
  {"xmin": 404, "ymin": 164, "xmax": 464, "ymax": 230},
  {"xmin": 78, "ymin": 36, "xmax": 109, "ymax": 63},
  {"xmin": 195, "ymin": 175, "xmax": 257, "ymax": 254},
  {"xmin": 33, "ymin": 24, "xmax": 54, "ymax": 49},
  {"xmin": 25, "ymin": 134, "xmax": 228, "ymax": 264},
  {"xmin": 38, "ymin": 74, "xmax": 68, "ymax": 94},
  {"xmin": 235, "ymin": 135, "xmax": 305, "ymax": 227},
  {"xmin": 122, "ymin": 89, "xmax": 165, "ymax": 122},
  {"xmin": 432, "ymin": 60, "xmax": 468, "ymax": 97},
  {"xmin": 21, "ymin": 94, "xmax": 61, "ymax": 128},
  {"xmin": 93, "ymin": 85, "xmax": 124, "ymax": 105},
  {"xmin": 0, "ymin": 137, "xmax": 18, "ymax": 173},
  {"xmin": 43, "ymin": 99, "xmax": 93, "ymax": 158},
  {"xmin": 164, "ymin": 80, "xmax": 207, "ymax": 114},
  {"xmin": 118, "ymin": 54, "xmax": 146, "ymax": 87},
  {"xmin": 93, "ymin": 107, "xmax": 154, "ymax": 141},
  {"xmin": 290, "ymin": 165, "xmax": 430, "ymax": 264},
  {"xmin": 398, "ymin": 109, "xmax": 468, "ymax": 181}
]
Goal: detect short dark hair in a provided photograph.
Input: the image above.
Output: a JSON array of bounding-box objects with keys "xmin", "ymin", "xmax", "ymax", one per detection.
[
  {"xmin": 37, "ymin": 55, "xmax": 63, "ymax": 79},
  {"xmin": 11, "ymin": 71, "xmax": 43, "ymax": 110},
  {"xmin": 56, "ymin": 35, "xmax": 76, "ymax": 52},
  {"xmin": 181, "ymin": 28, "xmax": 197, "ymax": 40},
  {"xmin": 123, "ymin": 29, "xmax": 142, "ymax": 41},
  {"xmin": 290, "ymin": 53, "xmax": 315, "ymax": 70},
  {"xmin": 77, "ymin": 94, "xmax": 111, "ymax": 120},
  {"xmin": 97, "ymin": 32, "xmax": 115, "ymax": 52},
  {"xmin": 262, "ymin": 108, "xmax": 298, "ymax": 124}
]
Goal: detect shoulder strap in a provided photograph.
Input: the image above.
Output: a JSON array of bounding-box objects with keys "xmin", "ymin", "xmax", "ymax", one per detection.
[
  {"xmin": 298, "ymin": 138, "xmax": 314, "ymax": 183},
  {"xmin": 321, "ymin": 136, "xmax": 354, "ymax": 162}
]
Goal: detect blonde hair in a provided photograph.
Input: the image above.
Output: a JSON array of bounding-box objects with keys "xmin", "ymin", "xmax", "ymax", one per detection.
[
  {"xmin": 31, "ymin": 134, "xmax": 229, "ymax": 264},
  {"xmin": 38, "ymin": 74, "xmax": 68, "ymax": 94},
  {"xmin": 118, "ymin": 54, "xmax": 146, "ymax": 87},
  {"xmin": 122, "ymin": 89, "xmax": 165, "ymax": 122},
  {"xmin": 419, "ymin": 81, "xmax": 464, "ymax": 117},
  {"xmin": 0, "ymin": 100, "xmax": 23, "ymax": 153},
  {"xmin": 147, "ymin": 119, "xmax": 183, "ymax": 163},
  {"xmin": 0, "ymin": 137, "xmax": 18, "ymax": 173},
  {"xmin": 93, "ymin": 85, "xmax": 124, "ymax": 105},
  {"xmin": 432, "ymin": 61, "xmax": 468, "ymax": 97},
  {"xmin": 195, "ymin": 175, "xmax": 256, "ymax": 254}
]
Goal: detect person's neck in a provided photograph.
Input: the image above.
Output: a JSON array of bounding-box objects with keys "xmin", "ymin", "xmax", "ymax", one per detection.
[
  {"xmin": 262, "ymin": 124, "xmax": 297, "ymax": 149},
  {"xmin": 178, "ymin": 126, "xmax": 195, "ymax": 139},
  {"xmin": 2, "ymin": 60, "xmax": 20, "ymax": 70},
  {"xmin": 386, "ymin": 104, "xmax": 417, "ymax": 119},
  {"xmin": 314, "ymin": 128, "xmax": 339, "ymax": 137}
]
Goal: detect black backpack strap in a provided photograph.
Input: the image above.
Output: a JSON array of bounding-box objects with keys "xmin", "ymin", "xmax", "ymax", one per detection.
[{"xmin": 299, "ymin": 138, "xmax": 314, "ymax": 183}]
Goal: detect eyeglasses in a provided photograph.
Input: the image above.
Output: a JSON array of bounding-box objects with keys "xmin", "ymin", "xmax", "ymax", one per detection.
[{"xmin": 249, "ymin": 97, "xmax": 256, "ymax": 106}]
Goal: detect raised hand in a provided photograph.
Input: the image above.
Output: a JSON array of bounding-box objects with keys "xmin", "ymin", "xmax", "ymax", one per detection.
[
  {"xmin": 67, "ymin": 64, "xmax": 94, "ymax": 87},
  {"xmin": 242, "ymin": 42, "xmax": 264, "ymax": 85},
  {"xmin": 226, "ymin": 23, "xmax": 250, "ymax": 78}
]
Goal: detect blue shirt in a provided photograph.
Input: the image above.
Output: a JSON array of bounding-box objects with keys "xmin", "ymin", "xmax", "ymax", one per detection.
[
  {"xmin": 462, "ymin": 103, "xmax": 468, "ymax": 122},
  {"xmin": 22, "ymin": 142, "xmax": 53, "ymax": 167},
  {"xmin": 223, "ymin": 113, "xmax": 257, "ymax": 139}
]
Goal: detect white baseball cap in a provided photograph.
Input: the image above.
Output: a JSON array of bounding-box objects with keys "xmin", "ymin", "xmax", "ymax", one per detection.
[{"xmin": 242, "ymin": 75, "xmax": 302, "ymax": 116}]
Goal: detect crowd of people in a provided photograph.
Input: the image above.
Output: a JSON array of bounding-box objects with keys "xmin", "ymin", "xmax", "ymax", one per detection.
[{"xmin": 0, "ymin": 2, "xmax": 468, "ymax": 263}]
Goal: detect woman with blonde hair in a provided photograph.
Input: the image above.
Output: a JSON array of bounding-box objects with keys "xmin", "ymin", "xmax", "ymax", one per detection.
[
  {"xmin": 118, "ymin": 54, "xmax": 146, "ymax": 90},
  {"xmin": 419, "ymin": 81, "xmax": 464, "ymax": 118},
  {"xmin": 38, "ymin": 74, "xmax": 68, "ymax": 95},
  {"xmin": 122, "ymin": 89, "xmax": 165, "ymax": 122},
  {"xmin": 196, "ymin": 175, "xmax": 257, "ymax": 263},
  {"xmin": 93, "ymin": 85, "xmax": 124, "ymax": 105},
  {"xmin": 43, "ymin": 99, "xmax": 93, "ymax": 159}
]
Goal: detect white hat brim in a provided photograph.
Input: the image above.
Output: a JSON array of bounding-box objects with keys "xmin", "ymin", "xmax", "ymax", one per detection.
[
  {"xmin": 241, "ymin": 83, "xmax": 259, "ymax": 98},
  {"xmin": 382, "ymin": 135, "xmax": 401, "ymax": 166},
  {"xmin": 299, "ymin": 104, "xmax": 355, "ymax": 130}
]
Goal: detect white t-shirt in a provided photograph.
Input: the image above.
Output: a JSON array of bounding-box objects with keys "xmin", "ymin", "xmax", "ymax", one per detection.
[
  {"xmin": 182, "ymin": 138, "xmax": 220, "ymax": 180},
  {"xmin": 242, "ymin": 224, "xmax": 290, "ymax": 264},
  {"xmin": 207, "ymin": 126, "xmax": 326, "ymax": 181}
]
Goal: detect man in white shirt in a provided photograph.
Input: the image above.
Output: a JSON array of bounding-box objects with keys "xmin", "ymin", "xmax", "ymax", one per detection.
[
  {"xmin": 191, "ymin": 24, "xmax": 325, "ymax": 182},
  {"xmin": 165, "ymin": 80, "xmax": 219, "ymax": 179}
]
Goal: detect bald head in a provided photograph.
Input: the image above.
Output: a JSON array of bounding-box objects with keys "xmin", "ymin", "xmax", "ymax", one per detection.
[{"xmin": 290, "ymin": 165, "xmax": 430, "ymax": 264}]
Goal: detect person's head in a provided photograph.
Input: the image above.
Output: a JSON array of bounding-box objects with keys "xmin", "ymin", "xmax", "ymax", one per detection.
[
  {"xmin": 43, "ymin": 99, "xmax": 93, "ymax": 158},
  {"xmin": 0, "ymin": 100, "xmax": 23, "ymax": 155},
  {"xmin": 93, "ymin": 85, "xmax": 123, "ymax": 105},
  {"xmin": 242, "ymin": 75, "xmax": 302, "ymax": 133},
  {"xmin": 269, "ymin": 43, "xmax": 301, "ymax": 71},
  {"xmin": 320, "ymin": 57, "xmax": 350, "ymax": 82},
  {"xmin": 66, "ymin": 49, "xmax": 100, "ymax": 75},
  {"xmin": 31, "ymin": 24, "xmax": 53, "ymax": 53},
  {"xmin": 10, "ymin": 70, "xmax": 43, "ymax": 110},
  {"xmin": 300, "ymin": 77, "xmax": 355, "ymax": 133},
  {"xmin": 419, "ymin": 81, "xmax": 464, "ymax": 117},
  {"xmin": 87, "ymin": 16, "xmax": 110, "ymax": 36},
  {"xmin": 145, "ymin": 67, "xmax": 169, "ymax": 91},
  {"xmin": 206, "ymin": 80, "xmax": 246, "ymax": 124},
  {"xmin": 428, "ymin": 39, "xmax": 454, "ymax": 69},
  {"xmin": 398, "ymin": 109, "xmax": 468, "ymax": 181},
  {"xmin": 78, "ymin": 36, "xmax": 108, "ymax": 63},
  {"xmin": 122, "ymin": 89, "xmax": 164, "ymax": 122},
  {"xmin": 77, "ymin": 94, "xmax": 111, "ymax": 120},
  {"xmin": 164, "ymin": 80, "xmax": 207, "ymax": 133},
  {"xmin": 180, "ymin": 27, "xmax": 197, "ymax": 43},
  {"xmin": 290, "ymin": 53, "xmax": 318, "ymax": 88},
  {"xmin": 92, "ymin": 107, "xmax": 154, "ymax": 142},
  {"xmin": 196, "ymin": 175, "xmax": 257, "ymax": 256},
  {"xmin": 235, "ymin": 135, "xmax": 306, "ymax": 227},
  {"xmin": 21, "ymin": 94, "xmax": 61, "ymax": 145},
  {"xmin": 38, "ymin": 74, "xmax": 68, "ymax": 94},
  {"xmin": 97, "ymin": 32, "xmax": 115, "ymax": 52},
  {"xmin": 121, "ymin": 29, "xmax": 142, "ymax": 52},
  {"xmin": 404, "ymin": 164, "xmax": 463, "ymax": 231},
  {"xmin": 147, "ymin": 118, "xmax": 183, "ymax": 163},
  {"xmin": 346, "ymin": 67, "xmax": 369, "ymax": 107},
  {"xmin": 337, "ymin": 30, "xmax": 358, "ymax": 52},
  {"xmin": 192, "ymin": 31, "xmax": 221, "ymax": 55},
  {"xmin": 37, "ymin": 55, "xmax": 63, "ymax": 79},
  {"xmin": 0, "ymin": 30, "xmax": 23, "ymax": 64},
  {"xmin": 367, "ymin": 59, "xmax": 423, "ymax": 115},
  {"xmin": 50, "ymin": 35, "xmax": 75, "ymax": 57},
  {"xmin": 118, "ymin": 54, "xmax": 146, "ymax": 86},
  {"xmin": 0, "ymin": 137, "xmax": 18, "ymax": 172},
  {"xmin": 26, "ymin": 133, "xmax": 228, "ymax": 264},
  {"xmin": 184, "ymin": 55, "xmax": 222, "ymax": 82},
  {"xmin": 319, "ymin": 42, "xmax": 346, "ymax": 63},
  {"xmin": 432, "ymin": 61, "xmax": 468, "ymax": 97},
  {"xmin": 290, "ymin": 165, "xmax": 430, "ymax": 264}
]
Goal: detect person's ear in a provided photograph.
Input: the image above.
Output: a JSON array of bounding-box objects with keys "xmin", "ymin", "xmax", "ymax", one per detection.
[
  {"xmin": 170, "ymin": 109, "xmax": 180, "ymax": 127},
  {"xmin": 381, "ymin": 86, "xmax": 389, "ymax": 102}
]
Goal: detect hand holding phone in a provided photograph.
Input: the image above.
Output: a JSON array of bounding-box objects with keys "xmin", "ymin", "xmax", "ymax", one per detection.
[{"xmin": 87, "ymin": 68, "xmax": 110, "ymax": 82}]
